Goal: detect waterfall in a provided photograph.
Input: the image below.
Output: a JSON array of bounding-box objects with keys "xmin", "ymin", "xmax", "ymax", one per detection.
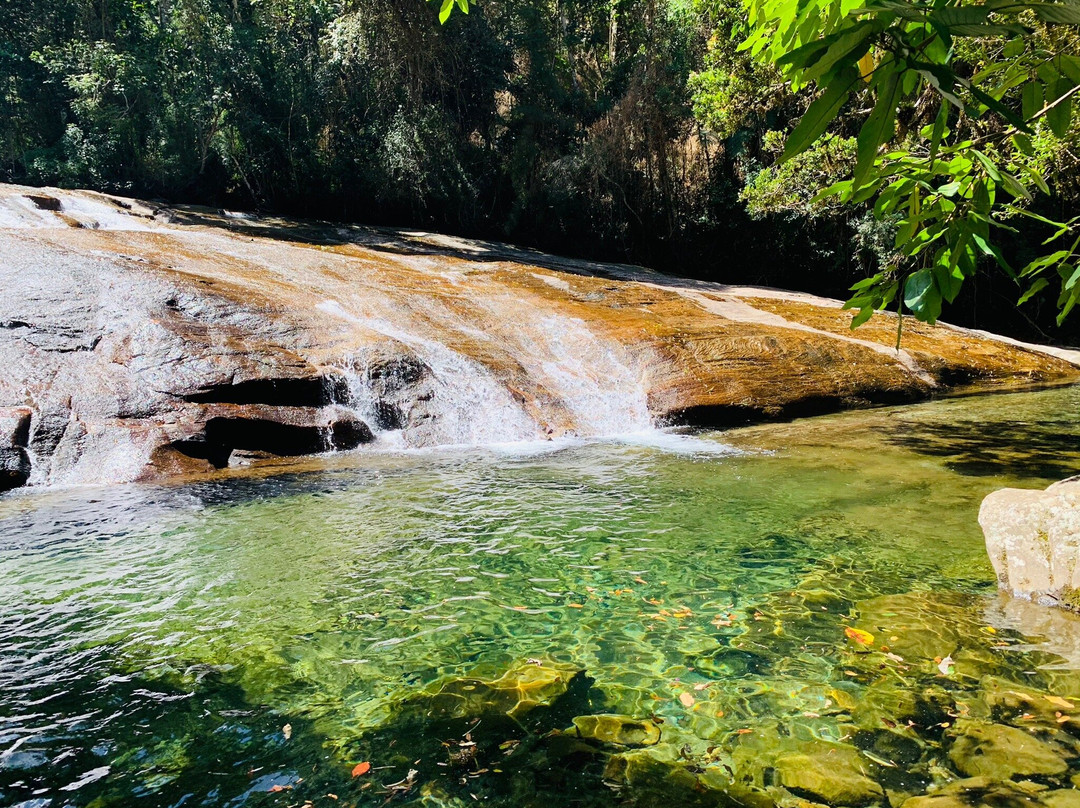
[{"xmin": 316, "ymin": 298, "xmax": 654, "ymax": 448}]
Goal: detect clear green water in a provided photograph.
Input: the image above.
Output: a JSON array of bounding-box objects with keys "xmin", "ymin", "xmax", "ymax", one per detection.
[{"xmin": 3, "ymin": 386, "xmax": 1080, "ymax": 808}]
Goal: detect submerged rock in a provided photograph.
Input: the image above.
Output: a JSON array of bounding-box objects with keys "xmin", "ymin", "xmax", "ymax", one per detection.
[
  {"xmin": 423, "ymin": 661, "xmax": 581, "ymax": 720},
  {"xmin": 945, "ymin": 719, "xmax": 1069, "ymax": 779},
  {"xmin": 901, "ymin": 777, "xmax": 1056, "ymax": 808},
  {"xmin": 571, "ymin": 714, "xmax": 662, "ymax": 747},
  {"xmin": 771, "ymin": 747, "xmax": 884, "ymax": 806},
  {"xmin": 2, "ymin": 183, "xmax": 1078, "ymax": 487},
  {"xmin": 981, "ymin": 479, "xmax": 1080, "ymax": 609}
]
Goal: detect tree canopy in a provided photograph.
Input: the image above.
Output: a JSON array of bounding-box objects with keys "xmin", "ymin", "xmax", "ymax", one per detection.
[{"xmin": 3, "ymin": 0, "xmax": 1079, "ymax": 341}]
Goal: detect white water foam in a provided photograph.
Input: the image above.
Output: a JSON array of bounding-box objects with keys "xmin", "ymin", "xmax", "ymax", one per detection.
[{"xmin": 317, "ymin": 300, "xmax": 540, "ymax": 446}]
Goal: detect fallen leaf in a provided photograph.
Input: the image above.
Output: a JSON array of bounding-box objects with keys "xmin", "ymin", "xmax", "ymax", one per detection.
[
  {"xmin": 679, "ymin": 692, "xmax": 695, "ymax": 707},
  {"xmin": 567, "ymin": 603, "xmax": 584, "ymax": 609},
  {"xmin": 634, "ymin": 577, "xmax": 648, "ymax": 585},
  {"xmin": 268, "ymin": 784, "xmax": 291, "ymax": 793},
  {"xmin": 282, "ymin": 723, "xmax": 292, "ymax": 741},
  {"xmin": 693, "ymin": 682, "xmax": 711, "ymax": 691},
  {"xmin": 1046, "ymin": 695, "xmax": 1076, "ymax": 710},
  {"xmin": 736, "ymin": 728, "xmax": 753, "ymax": 735},
  {"xmin": 937, "ymin": 656, "xmax": 954, "ymax": 676},
  {"xmin": 844, "ymin": 627, "xmax": 875, "ymax": 646},
  {"xmin": 351, "ymin": 762, "xmax": 372, "ymax": 777}
]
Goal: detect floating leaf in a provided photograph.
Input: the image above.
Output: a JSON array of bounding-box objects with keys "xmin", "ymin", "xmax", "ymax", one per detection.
[
  {"xmin": 282, "ymin": 723, "xmax": 292, "ymax": 741},
  {"xmin": 679, "ymin": 692, "xmax": 696, "ymax": 707},
  {"xmin": 844, "ymin": 627, "xmax": 875, "ymax": 645},
  {"xmin": 937, "ymin": 655, "xmax": 954, "ymax": 676},
  {"xmin": 351, "ymin": 762, "xmax": 372, "ymax": 777}
]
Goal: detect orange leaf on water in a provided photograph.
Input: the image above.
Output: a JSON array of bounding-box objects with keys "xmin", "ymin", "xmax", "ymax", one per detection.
[
  {"xmin": 844, "ymin": 627, "xmax": 875, "ymax": 646},
  {"xmin": 352, "ymin": 762, "xmax": 372, "ymax": 777},
  {"xmin": 679, "ymin": 692, "xmax": 695, "ymax": 707}
]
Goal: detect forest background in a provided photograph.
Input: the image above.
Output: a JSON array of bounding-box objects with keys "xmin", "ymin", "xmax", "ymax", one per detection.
[{"xmin": 2, "ymin": 0, "xmax": 1078, "ymax": 341}]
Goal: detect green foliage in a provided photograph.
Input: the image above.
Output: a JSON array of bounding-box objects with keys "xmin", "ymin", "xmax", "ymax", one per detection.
[
  {"xmin": 741, "ymin": 132, "xmax": 856, "ymax": 216},
  {"xmin": 742, "ymin": 0, "xmax": 1080, "ymax": 327},
  {"xmin": 4, "ymin": 0, "xmax": 1080, "ymax": 342}
]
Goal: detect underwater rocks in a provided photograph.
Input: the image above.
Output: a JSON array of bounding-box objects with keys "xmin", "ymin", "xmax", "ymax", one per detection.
[
  {"xmin": 981, "ymin": 479, "xmax": 1080, "ymax": 610},
  {"xmin": 419, "ymin": 661, "xmax": 582, "ymax": 721},
  {"xmin": 2, "ymin": 183, "xmax": 1079, "ymax": 488},
  {"xmin": 901, "ymin": 777, "xmax": 1080, "ymax": 808},
  {"xmin": 571, "ymin": 714, "xmax": 662, "ymax": 747},
  {"xmin": 946, "ymin": 719, "xmax": 1070, "ymax": 778}
]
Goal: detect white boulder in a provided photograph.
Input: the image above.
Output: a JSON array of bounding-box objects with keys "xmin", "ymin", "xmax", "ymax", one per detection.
[{"xmin": 980, "ymin": 477, "xmax": 1080, "ymax": 608}]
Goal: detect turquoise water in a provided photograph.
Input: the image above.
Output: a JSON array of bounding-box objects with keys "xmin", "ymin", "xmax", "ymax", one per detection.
[{"xmin": 3, "ymin": 386, "xmax": 1080, "ymax": 807}]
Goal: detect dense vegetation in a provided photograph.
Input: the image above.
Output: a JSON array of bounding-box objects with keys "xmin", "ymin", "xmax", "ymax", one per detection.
[{"xmin": 2, "ymin": 0, "xmax": 1078, "ymax": 340}]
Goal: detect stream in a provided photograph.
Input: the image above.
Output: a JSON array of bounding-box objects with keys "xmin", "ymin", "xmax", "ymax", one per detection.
[{"xmin": 3, "ymin": 384, "xmax": 1080, "ymax": 807}]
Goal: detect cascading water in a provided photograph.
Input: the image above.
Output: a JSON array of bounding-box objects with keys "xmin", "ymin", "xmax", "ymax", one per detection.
[{"xmin": 316, "ymin": 296, "xmax": 655, "ymax": 448}]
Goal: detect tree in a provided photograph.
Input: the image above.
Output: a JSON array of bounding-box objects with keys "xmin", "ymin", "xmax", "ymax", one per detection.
[{"xmin": 741, "ymin": 0, "xmax": 1080, "ymax": 335}]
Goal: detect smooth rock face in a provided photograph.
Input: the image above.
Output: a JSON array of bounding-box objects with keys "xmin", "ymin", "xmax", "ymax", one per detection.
[
  {"xmin": 2, "ymin": 182, "xmax": 1078, "ymax": 489},
  {"xmin": 981, "ymin": 480, "xmax": 1080, "ymax": 606}
]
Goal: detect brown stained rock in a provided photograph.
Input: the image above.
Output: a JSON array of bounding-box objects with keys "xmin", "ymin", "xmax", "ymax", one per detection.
[
  {"xmin": 742, "ymin": 297, "xmax": 1079, "ymax": 386},
  {"xmin": 2, "ymin": 182, "xmax": 1078, "ymax": 488},
  {"xmin": 946, "ymin": 719, "xmax": 1069, "ymax": 779}
]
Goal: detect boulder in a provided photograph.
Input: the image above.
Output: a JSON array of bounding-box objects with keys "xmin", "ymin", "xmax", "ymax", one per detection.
[
  {"xmin": 945, "ymin": 719, "xmax": 1069, "ymax": 779},
  {"xmin": 902, "ymin": 777, "xmax": 1055, "ymax": 808},
  {"xmin": 980, "ymin": 480, "xmax": 1080, "ymax": 608},
  {"xmin": 772, "ymin": 749, "xmax": 884, "ymax": 806}
]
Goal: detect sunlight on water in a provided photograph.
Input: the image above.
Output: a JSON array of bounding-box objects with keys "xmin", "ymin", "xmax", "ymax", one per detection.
[{"xmin": 3, "ymin": 386, "xmax": 1080, "ymax": 807}]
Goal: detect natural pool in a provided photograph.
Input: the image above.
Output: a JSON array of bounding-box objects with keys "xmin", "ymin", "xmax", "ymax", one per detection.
[{"xmin": 3, "ymin": 385, "xmax": 1080, "ymax": 808}]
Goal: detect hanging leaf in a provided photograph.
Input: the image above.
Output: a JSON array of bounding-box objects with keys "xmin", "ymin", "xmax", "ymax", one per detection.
[
  {"xmin": 1048, "ymin": 78, "xmax": 1074, "ymax": 138},
  {"xmin": 854, "ymin": 66, "xmax": 901, "ymax": 188}
]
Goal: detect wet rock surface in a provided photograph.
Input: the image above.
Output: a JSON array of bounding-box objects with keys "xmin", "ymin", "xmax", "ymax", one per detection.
[
  {"xmin": 981, "ymin": 479, "xmax": 1080, "ymax": 609},
  {"xmin": 2, "ymin": 182, "xmax": 1079, "ymax": 489}
]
